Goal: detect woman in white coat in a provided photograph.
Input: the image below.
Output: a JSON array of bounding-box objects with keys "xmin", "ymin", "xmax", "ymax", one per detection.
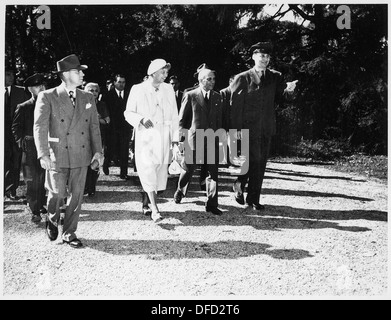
[{"xmin": 125, "ymin": 59, "xmax": 179, "ymax": 222}]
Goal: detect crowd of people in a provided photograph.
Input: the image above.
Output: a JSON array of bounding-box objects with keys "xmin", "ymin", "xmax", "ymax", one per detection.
[{"xmin": 3, "ymin": 41, "xmax": 297, "ymax": 249}]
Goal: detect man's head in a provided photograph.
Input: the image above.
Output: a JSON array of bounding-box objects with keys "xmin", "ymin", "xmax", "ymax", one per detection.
[
  {"xmin": 5, "ymin": 69, "xmax": 15, "ymax": 87},
  {"xmin": 24, "ymin": 73, "xmax": 46, "ymax": 97},
  {"xmin": 198, "ymin": 68, "xmax": 216, "ymax": 92},
  {"xmin": 55, "ymin": 54, "xmax": 87, "ymax": 89},
  {"xmin": 84, "ymin": 82, "xmax": 100, "ymax": 100},
  {"xmin": 250, "ymin": 42, "xmax": 273, "ymax": 70},
  {"xmin": 169, "ymin": 75, "xmax": 180, "ymax": 91},
  {"xmin": 113, "ymin": 74, "xmax": 126, "ymax": 91}
]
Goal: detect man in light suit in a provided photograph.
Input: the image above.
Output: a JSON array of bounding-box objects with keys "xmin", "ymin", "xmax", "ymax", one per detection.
[
  {"xmin": 34, "ymin": 54, "xmax": 103, "ymax": 248},
  {"xmin": 4, "ymin": 67, "xmax": 31, "ymax": 200},
  {"xmin": 230, "ymin": 42, "xmax": 297, "ymax": 211},
  {"xmin": 173, "ymin": 68, "xmax": 224, "ymax": 216}
]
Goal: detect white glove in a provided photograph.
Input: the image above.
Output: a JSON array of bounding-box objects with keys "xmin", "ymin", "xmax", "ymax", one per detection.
[
  {"xmin": 40, "ymin": 155, "xmax": 55, "ymax": 170},
  {"xmin": 172, "ymin": 144, "xmax": 182, "ymax": 161}
]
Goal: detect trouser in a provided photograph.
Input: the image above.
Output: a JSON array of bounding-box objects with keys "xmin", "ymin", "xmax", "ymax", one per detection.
[
  {"xmin": 45, "ymin": 167, "xmax": 88, "ymax": 242},
  {"xmin": 4, "ymin": 142, "xmax": 22, "ymax": 196},
  {"xmin": 22, "ymin": 156, "xmax": 46, "ymax": 213},
  {"xmin": 177, "ymin": 148, "xmax": 219, "ymax": 208},
  {"xmin": 84, "ymin": 166, "xmax": 99, "ymax": 194},
  {"xmin": 236, "ymin": 134, "xmax": 271, "ymax": 203},
  {"xmin": 105, "ymin": 128, "xmax": 130, "ymax": 176}
]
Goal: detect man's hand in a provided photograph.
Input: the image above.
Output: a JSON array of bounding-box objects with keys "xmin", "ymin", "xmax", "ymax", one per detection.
[
  {"xmin": 141, "ymin": 118, "xmax": 154, "ymax": 129},
  {"xmin": 286, "ymin": 80, "xmax": 298, "ymax": 92},
  {"xmin": 40, "ymin": 155, "xmax": 55, "ymax": 170},
  {"xmin": 91, "ymin": 152, "xmax": 104, "ymax": 167}
]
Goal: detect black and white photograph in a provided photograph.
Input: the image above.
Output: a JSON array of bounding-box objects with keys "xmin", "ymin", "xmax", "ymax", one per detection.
[{"xmin": 1, "ymin": 1, "xmax": 388, "ymax": 303}]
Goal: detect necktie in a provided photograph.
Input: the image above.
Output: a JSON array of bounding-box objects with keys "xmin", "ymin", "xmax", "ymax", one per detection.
[
  {"xmin": 260, "ymin": 71, "xmax": 265, "ymax": 84},
  {"xmin": 69, "ymin": 91, "xmax": 75, "ymax": 107},
  {"xmin": 118, "ymin": 91, "xmax": 123, "ymax": 99},
  {"xmin": 204, "ymin": 93, "xmax": 209, "ymax": 105}
]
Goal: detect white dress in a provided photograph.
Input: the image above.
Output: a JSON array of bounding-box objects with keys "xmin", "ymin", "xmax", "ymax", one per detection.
[{"xmin": 125, "ymin": 80, "xmax": 179, "ymax": 192}]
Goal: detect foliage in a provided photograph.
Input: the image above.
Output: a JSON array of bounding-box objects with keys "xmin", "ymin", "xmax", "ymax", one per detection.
[{"xmin": 4, "ymin": 4, "xmax": 388, "ymax": 156}]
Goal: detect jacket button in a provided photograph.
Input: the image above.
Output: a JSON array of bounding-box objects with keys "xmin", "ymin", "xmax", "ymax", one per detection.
[
  {"xmin": 61, "ymin": 119, "xmax": 64, "ymax": 122},
  {"xmin": 67, "ymin": 133, "xmax": 70, "ymax": 135},
  {"xmin": 85, "ymin": 119, "xmax": 88, "ymax": 122},
  {"xmin": 65, "ymin": 146, "xmax": 68, "ymax": 149},
  {"xmin": 81, "ymin": 132, "xmax": 84, "ymax": 135},
  {"xmin": 82, "ymin": 145, "xmax": 85, "ymax": 148}
]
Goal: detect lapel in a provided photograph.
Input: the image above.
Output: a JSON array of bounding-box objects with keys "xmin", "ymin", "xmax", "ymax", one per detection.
[
  {"xmin": 56, "ymin": 85, "xmax": 75, "ymax": 120},
  {"xmin": 69, "ymin": 88, "xmax": 86, "ymax": 130},
  {"xmin": 195, "ymin": 88, "xmax": 209, "ymax": 115}
]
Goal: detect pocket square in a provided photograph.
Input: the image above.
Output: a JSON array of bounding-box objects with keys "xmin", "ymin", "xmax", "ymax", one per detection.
[{"xmin": 86, "ymin": 103, "xmax": 92, "ymax": 109}]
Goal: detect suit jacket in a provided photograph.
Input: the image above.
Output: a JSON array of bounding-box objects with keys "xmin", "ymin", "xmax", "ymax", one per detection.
[
  {"xmin": 104, "ymin": 88, "xmax": 132, "ymax": 133},
  {"xmin": 5, "ymin": 85, "xmax": 31, "ymax": 148},
  {"xmin": 220, "ymin": 86, "xmax": 232, "ymax": 131},
  {"xmin": 33, "ymin": 83, "xmax": 102, "ymax": 169},
  {"xmin": 230, "ymin": 68, "xmax": 287, "ymax": 138},
  {"xmin": 12, "ymin": 97, "xmax": 38, "ymax": 164},
  {"xmin": 179, "ymin": 87, "xmax": 223, "ymax": 151},
  {"xmin": 175, "ymin": 90, "xmax": 184, "ymax": 113}
]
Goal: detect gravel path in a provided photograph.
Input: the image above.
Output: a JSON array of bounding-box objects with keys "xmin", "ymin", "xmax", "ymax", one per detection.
[{"xmin": 2, "ymin": 161, "xmax": 388, "ymax": 298}]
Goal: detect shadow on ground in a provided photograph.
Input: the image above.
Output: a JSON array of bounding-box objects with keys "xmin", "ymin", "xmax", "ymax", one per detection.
[{"xmin": 84, "ymin": 238, "xmax": 313, "ymax": 260}]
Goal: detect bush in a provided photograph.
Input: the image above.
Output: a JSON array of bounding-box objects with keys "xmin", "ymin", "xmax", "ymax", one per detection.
[{"xmin": 296, "ymin": 139, "xmax": 353, "ymax": 161}]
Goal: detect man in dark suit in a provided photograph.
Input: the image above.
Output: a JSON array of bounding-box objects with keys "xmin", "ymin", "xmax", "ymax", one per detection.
[
  {"xmin": 173, "ymin": 68, "xmax": 224, "ymax": 216},
  {"xmin": 230, "ymin": 42, "xmax": 297, "ymax": 211},
  {"xmin": 4, "ymin": 68, "xmax": 31, "ymax": 200},
  {"xmin": 12, "ymin": 73, "xmax": 47, "ymax": 223},
  {"xmin": 34, "ymin": 54, "xmax": 103, "ymax": 248},
  {"xmin": 103, "ymin": 74, "xmax": 132, "ymax": 179},
  {"xmin": 169, "ymin": 75, "xmax": 183, "ymax": 112}
]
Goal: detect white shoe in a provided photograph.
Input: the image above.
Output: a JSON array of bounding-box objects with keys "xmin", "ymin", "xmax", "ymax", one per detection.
[{"xmin": 151, "ymin": 210, "xmax": 163, "ymax": 223}]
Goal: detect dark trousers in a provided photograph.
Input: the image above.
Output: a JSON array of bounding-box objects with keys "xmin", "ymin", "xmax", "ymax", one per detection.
[
  {"xmin": 236, "ymin": 134, "xmax": 271, "ymax": 203},
  {"xmin": 4, "ymin": 142, "xmax": 22, "ymax": 196},
  {"xmin": 177, "ymin": 149, "xmax": 219, "ymax": 208},
  {"xmin": 22, "ymin": 155, "xmax": 46, "ymax": 213},
  {"xmin": 84, "ymin": 167, "xmax": 99, "ymax": 194},
  {"xmin": 105, "ymin": 128, "xmax": 130, "ymax": 176}
]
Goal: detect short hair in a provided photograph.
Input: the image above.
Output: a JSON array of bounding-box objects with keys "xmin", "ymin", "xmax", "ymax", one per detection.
[
  {"xmin": 114, "ymin": 74, "xmax": 126, "ymax": 82},
  {"xmin": 84, "ymin": 82, "xmax": 100, "ymax": 92},
  {"xmin": 198, "ymin": 68, "xmax": 215, "ymax": 81}
]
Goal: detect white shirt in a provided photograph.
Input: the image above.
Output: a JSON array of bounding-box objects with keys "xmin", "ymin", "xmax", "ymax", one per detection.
[
  {"xmin": 115, "ymin": 88, "xmax": 124, "ymax": 99},
  {"xmin": 200, "ymin": 88, "xmax": 210, "ymax": 100}
]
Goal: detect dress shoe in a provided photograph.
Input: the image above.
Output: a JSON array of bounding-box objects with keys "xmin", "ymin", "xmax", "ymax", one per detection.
[
  {"xmin": 45, "ymin": 219, "xmax": 59, "ymax": 241},
  {"xmin": 63, "ymin": 238, "xmax": 83, "ymax": 248},
  {"xmin": 246, "ymin": 200, "xmax": 265, "ymax": 211},
  {"xmin": 232, "ymin": 182, "xmax": 244, "ymax": 205},
  {"xmin": 5, "ymin": 193, "xmax": 20, "ymax": 201},
  {"xmin": 120, "ymin": 175, "xmax": 130, "ymax": 180},
  {"xmin": 103, "ymin": 166, "xmax": 109, "ymax": 175},
  {"xmin": 31, "ymin": 213, "xmax": 42, "ymax": 223},
  {"xmin": 151, "ymin": 210, "xmax": 163, "ymax": 223},
  {"xmin": 142, "ymin": 205, "xmax": 152, "ymax": 216},
  {"xmin": 173, "ymin": 190, "xmax": 184, "ymax": 204},
  {"xmin": 206, "ymin": 206, "xmax": 223, "ymax": 216}
]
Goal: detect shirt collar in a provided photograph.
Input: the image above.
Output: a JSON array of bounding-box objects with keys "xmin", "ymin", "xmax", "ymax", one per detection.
[
  {"xmin": 62, "ymin": 84, "xmax": 77, "ymax": 97},
  {"xmin": 115, "ymin": 88, "xmax": 124, "ymax": 97},
  {"xmin": 200, "ymin": 87, "xmax": 210, "ymax": 98}
]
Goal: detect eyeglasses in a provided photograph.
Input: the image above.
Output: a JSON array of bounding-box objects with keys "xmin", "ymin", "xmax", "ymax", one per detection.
[{"xmin": 87, "ymin": 89, "xmax": 99, "ymax": 92}]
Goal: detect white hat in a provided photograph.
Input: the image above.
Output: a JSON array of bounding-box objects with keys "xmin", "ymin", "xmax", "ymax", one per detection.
[{"xmin": 147, "ymin": 59, "xmax": 171, "ymax": 76}]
